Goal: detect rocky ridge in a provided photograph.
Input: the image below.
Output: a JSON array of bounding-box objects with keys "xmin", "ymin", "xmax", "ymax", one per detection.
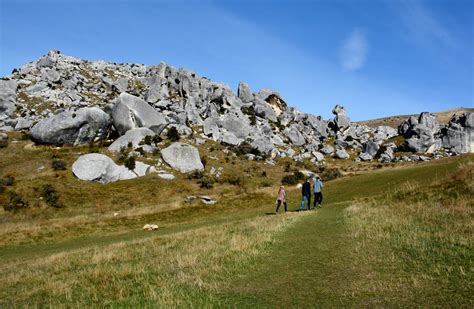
[{"xmin": 0, "ymin": 50, "xmax": 472, "ymax": 181}]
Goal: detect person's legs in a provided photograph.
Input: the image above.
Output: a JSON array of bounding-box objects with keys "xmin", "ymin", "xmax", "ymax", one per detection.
[
  {"xmin": 315, "ymin": 192, "xmax": 322, "ymax": 207},
  {"xmin": 313, "ymin": 193, "xmax": 317, "ymax": 208},
  {"xmin": 300, "ymin": 195, "xmax": 307, "ymax": 209},
  {"xmin": 307, "ymin": 194, "xmax": 311, "ymax": 210},
  {"xmin": 319, "ymin": 192, "xmax": 323, "ymax": 207},
  {"xmin": 276, "ymin": 200, "xmax": 281, "ymax": 213}
]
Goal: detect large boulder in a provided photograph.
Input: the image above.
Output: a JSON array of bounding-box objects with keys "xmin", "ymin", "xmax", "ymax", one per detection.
[
  {"xmin": 161, "ymin": 142, "xmax": 204, "ymax": 173},
  {"xmin": 331, "ymin": 104, "xmax": 351, "ymax": 131},
  {"xmin": 0, "ymin": 80, "xmax": 17, "ymax": 122},
  {"xmin": 373, "ymin": 126, "xmax": 398, "ymax": 142},
  {"xmin": 284, "ymin": 126, "xmax": 306, "ymax": 146},
  {"xmin": 112, "ymin": 92, "xmax": 167, "ymax": 135},
  {"xmin": 238, "ymin": 81, "xmax": 253, "ymax": 103},
  {"xmin": 29, "ymin": 107, "xmax": 111, "ymax": 145},
  {"xmin": 399, "ymin": 112, "xmax": 441, "ymax": 153},
  {"xmin": 72, "ymin": 153, "xmax": 137, "ymax": 183},
  {"xmin": 108, "ymin": 127, "xmax": 155, "ymax": 152},
  {"xmin": 441, "ymin": 112, "xmax": 473, "ymax": 154}
]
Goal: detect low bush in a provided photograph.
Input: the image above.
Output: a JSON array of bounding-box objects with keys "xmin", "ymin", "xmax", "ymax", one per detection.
[
  {"xmin": 51, "ymin": 159, "xmax": 67, "ymax": 171},
  {"xmin": 198, "ymin": 176, "xmax": 214, "ymax": 189},
  {"xmin": 221, "ymin": 174, "xmax": 242, "ymax": 186},
  {"xmin": 3, "ymin": 191, "xmax": 29, "ymax": 211},
  {"xmin": 187, "ymin": 170, "xmax": 204, "ymax": 180},
  {"xmin": 281, "ymin": 171, "xmax": 305, "ymax": 185},
  {"xmin": 0, "ymin": 135, "xmax": 8, "ymax": 148},
  {"xmin": 41, "ymin": 184, "xmax": 63, "ymax": 208},
  {"xmin": 124, "ymin": 156, "xmax": 136, "ymax": 171},
  {"xmin": 167, "ymin": 127, "xmax": 180, "ymax": 142},
  {"xmin": 2, "ymin": 175, "xmax": 14, "ymax": 186},
  {"xmin": 233, "ymin": 142, "xmax": 262, "ymax": 157}
]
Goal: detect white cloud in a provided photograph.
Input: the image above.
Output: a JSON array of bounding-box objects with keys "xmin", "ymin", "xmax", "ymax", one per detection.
[{"xmin": 340, "ymin": 29, "xmax": 368, "ymax": 71}]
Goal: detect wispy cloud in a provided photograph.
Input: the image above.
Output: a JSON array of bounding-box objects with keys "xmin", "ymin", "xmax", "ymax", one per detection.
[
  {"xmin": 340, "ymin": 29, "xmax": 368, "ymax": 71},
  {"xmin": 394, "ymin": 0, "xmax": 459, "ymax": 49}
]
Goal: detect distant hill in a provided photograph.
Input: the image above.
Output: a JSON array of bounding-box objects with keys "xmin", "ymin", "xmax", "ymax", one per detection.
[{"xmin": 358, "ymin": 108, "xmax": 474, "ymax": 128}]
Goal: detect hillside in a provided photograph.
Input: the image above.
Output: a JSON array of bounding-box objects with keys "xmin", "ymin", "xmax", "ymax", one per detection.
[
  {"xmin": 359, "ymin": 107, "xmax": 474, "ymax": 128},
  {"xmin": 0, "ymin": 50, "xmax": 473, "ymax": 307}
]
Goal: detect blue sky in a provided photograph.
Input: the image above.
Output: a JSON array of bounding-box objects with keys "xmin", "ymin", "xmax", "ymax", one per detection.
[{"xmin": 0, "ymin": 0, "xmax": 472, "ymax": 120}]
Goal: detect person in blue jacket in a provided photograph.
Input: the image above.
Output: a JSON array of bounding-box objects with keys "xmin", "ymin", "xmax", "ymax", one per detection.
[{"xmin": 313, "ymin": 176, "xmax": 324, "ymax": 208}]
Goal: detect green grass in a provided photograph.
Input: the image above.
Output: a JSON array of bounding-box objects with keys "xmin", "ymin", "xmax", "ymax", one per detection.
[{"xmin": 0, "ymin": 130, "xmax": 472, "ymax": 307}]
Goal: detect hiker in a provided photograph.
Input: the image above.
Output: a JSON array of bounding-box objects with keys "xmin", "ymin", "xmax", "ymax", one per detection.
[
  {"xmin": 300, "ymin": 178, "xmax": 311, "ymax": 210},
  {"xmin": 275, "ymin": 186, "xmax": 287, "ymax": 213},
  {"xmin": 313, "ymin": 176, "xmax": 324, "ymax": 208}
]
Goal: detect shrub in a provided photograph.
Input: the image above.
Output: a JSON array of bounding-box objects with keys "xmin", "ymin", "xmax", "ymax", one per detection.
[
  {"xmin": 233, "ymin": 141, "xmax": 262, "ymax": 157},
  {"xmin": 41, "ymin": 184, "xmax": 63, "ymax": 208},
  {"xmin": 198, "ymin": 176, "xmax": 214, "ymax": 189},
  {"xmin": 167, "ymin": 127, "xmax": 180, "ymax": 142},
  {"xmin": 51, "ymin": 159, "xmax": 67, "ymax": 171},
  {"xmin": 281, "ymin": 171, "xmax": 305, "ymax": 185},
  {"xmin": 201, "ymin": 156, "xmax": 207, "ymax": 167},
  {"xmin": 261, "ymin": 180, "xmax": 272, "ymax": 187},
  {"xmin": 2, "ymin": 175, "xmax": 14, "ymax": 186},
  {"xmin": 261, "ymin": 171, "xmax": 267, "ymax": 177},
  {"xmin": 3, "ymin": 191, "xmax": 29, "ymax": 211},
  {"xmin": 221, "ymin": 175, "xmax": 242, "ymax": 186},
  {"xmin": 0, "ymin": 135, "xmax": 8, "ymax": 148},
  {"xmin": 187, "ymin": 170, "xmax": 204, "ymax": 180},
  {"xmin": 124, "ymin": 156, "xmax": 136, "ymax": 171}
]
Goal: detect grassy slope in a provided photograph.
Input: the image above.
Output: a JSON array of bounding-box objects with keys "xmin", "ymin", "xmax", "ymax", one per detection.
[
  {"xmin": 0, "ymin": 131, "xmax": 472, "ymax": 306},
  {"xmin": 358, "ymin": 107, "xmax": 474, "ymax": 128},
  {"xmin": 215, "ymin": 155, "xmax": 473, "ymax": 307}
]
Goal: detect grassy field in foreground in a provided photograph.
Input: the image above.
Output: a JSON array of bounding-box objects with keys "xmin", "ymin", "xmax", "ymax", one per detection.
[{"xmin": 0, "ymin": 150, "xmax": 472, "ymax": 306}]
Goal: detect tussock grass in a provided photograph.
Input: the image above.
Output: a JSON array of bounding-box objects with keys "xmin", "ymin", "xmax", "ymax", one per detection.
[
  {"xmin": 345, "ymin": 161, "xmax": 473, "ymax": 306},
  {"xmin": 0, "ymin": 212, "xmax": 308, "ymax": 307}
]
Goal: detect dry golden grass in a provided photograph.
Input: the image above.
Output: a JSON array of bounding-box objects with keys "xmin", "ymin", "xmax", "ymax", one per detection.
[
  {"xmin": 0, "ymin": 211, "xmax": 309, "ymax": 307},
  {"xmin": 359, "ymin": 107, "xmax": 474, "ymax": 128},
  {"xmin": 344, "ymin": 161, "xmax": 473, "ymax": 305}
]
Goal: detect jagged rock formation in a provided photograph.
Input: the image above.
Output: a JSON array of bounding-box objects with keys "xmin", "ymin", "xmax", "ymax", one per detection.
[{"xmin": 0, "ymin": 50, "xmax": 472, "ymax": 171}]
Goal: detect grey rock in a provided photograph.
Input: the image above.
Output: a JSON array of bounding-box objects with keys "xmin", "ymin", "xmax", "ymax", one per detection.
[
  {"xmin": 331, "ymin": 104, "xmax": 351, "ymax": 131},
  {"xmin": 221, "ymin": 114, "xmax": 251, "ymax": 139},
  {"xmin": 30, "ymin": 107, "xmax": 110, "ymax": 145},
  {"xmin": 108, "ymin": 127, "xmax": 155, "ymax": 152},
  {"xmin": 359, "ymin": 152, "xmax": 373, "ymax": 161},
  {"xmin": 0, "ymin": 80, "xmax": 17, "ymax": 121},
  {"xmin": 284, "ymin": 126, "xmax": 305, "ymax": 146},
  {"xmin": 112, "ymin": 92, "xmax": 168, "ymax": 135},
  {"xmin": 72, "ymin": 153, "xmax": 136, "ymax": 183},
  {"xmin": 133, "ymin": 161, "xmax": 154, "ymax": 177},
  {"xmin": 161, "ymin": 142, "xmax": 204, "ymax": 173},
  {"xmin": 254, "ymin": 98, "xmax": 278, "ymax": 122},
  {"xmin": 320, "ymin": 144, "xmax": 334, "ymax": 155},
  {"xmin": 334, "ymin": 148, "xmax": 349, "ymax": 160},
  {"xmin": 363, "ymin": 141, "xmax": 380, "ymax": 157},
  {"xmin": 250, "ymin": 137, "xmax": 275, "ymax": 154},
  {"xmin": 373, "ymin": 125, "xmax": 398, "ymax": 141},
  {"xmin": 15, "ymin": 118, "xmax": 33, "ymax": 130},
  {"xmin": 238, "ymin": 81, "xmax": 253, "ymax": 103},
  {"xmin": 157, "ymin": 170, "xmax": 176, "ymax": 180},
  {"xmin": 441, "ymin": 112, "xmax": 473, "ymax": 154},
  {"xmin": 312, "ymin": 151, "xmax": 325, "ymax": 162},
  {"xmin": 219, "ymin": 132, "xmax": 241, "ymax": 146},
  {"xmin": 41, "ymin": 69, "xmax": 60, "ymax": 83}
]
